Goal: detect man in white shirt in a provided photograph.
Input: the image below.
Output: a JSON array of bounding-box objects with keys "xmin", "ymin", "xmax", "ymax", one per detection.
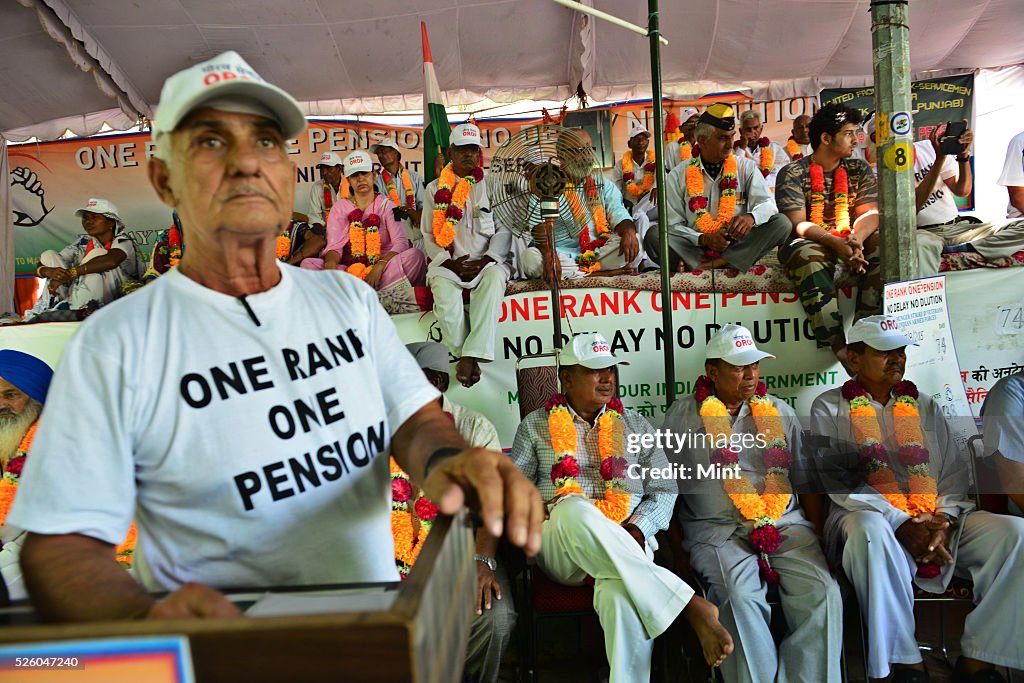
[
  {"xmin": 784, "ymin": 114, "xmax": 812, "ymax": 161},
  {"xmin": 997, "ymin": 129, "xmax": 1024, "ymax": 220},
  {"xmin": 307, "ymin": 151, "xmax": 345, "ymax": 230},
  {"xmin": 735, "ymin": 110, "xmax": 788, "ymax": 192},
  {"xmin": 609, "ymin": 124, "xmax": 655, "ymax": 210},
  {"xmin": 422, "ymin": 123, "xmax": 513, "ymax": 389},
  {"xmin": 644, "ymin": 104, "xmax": 791, "ymax": 273},
  {"xmin": 8, "ymin": 51, "xmax": 543, "ymax": 622},
  {"xmin": 666, "ymin": 106, "xmax": 700, "ymax": 173},
  {"xmin": 373, "ymin": 139, "xmax": 426, "ymax": 250}
]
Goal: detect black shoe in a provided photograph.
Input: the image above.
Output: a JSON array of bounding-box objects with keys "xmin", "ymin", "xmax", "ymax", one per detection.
[
  {"xmin": 892, "ymin": 667, "xmax": 930, "ymax": 683},
  {"xmin": 952, "ymin": 657, "xmax": 1007, "ymax": 683}
]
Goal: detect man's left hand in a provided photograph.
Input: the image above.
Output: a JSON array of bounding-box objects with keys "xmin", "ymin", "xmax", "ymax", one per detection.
[
  {"xmin": 623, "ymin": 522, "xmax": 645, "ymax": 551},
  {"xmin": 422, "ymin": 448, "xmax": 544, "ymax": 556},
  {"xmin": 475, "ymin": 563, "xmax": 501, "ymax": 615},
  {"xmin": 365, "ymin": 262, "xmax": 386, "ymax": 289},
  {"xmin": 726, "ymin": 213, "xmax": 755, "ymax": 241},
  {"xmin": 616, "ymin": 225, "xmax": 640, "ymax": 263}
]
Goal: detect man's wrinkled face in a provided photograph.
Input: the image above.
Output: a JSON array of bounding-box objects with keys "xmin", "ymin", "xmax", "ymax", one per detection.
[
  {"xmin": 681, "ymin": 115, "xmax": 699, "ymax": 139},
  {"xmin": 851, "ymin": 346, "xmax": 907, "ymax": 389},
  {"xmin": 707, "ymin": 360, "xmax": 760, "ymax": 404},
  {"xmin": 698, "ymin": 128, "xmax": 736, "ymax": 164},
  {"xmin": 320, "ymin": 164, "xmax": 343, "ymax": 188},
  {"xmin": 80, "ymin": 211, "xmax": 116, "ymax": 238},
  {"xmin": 562, "ymin": 365, "xmax": 617, "ymax": 410},
  {"xmin": 792, "ymin": 115, "xmax": 811, "ymax": 145},
  {"xmin": 156, "ymin": 108, "xmax": 295, "ymax": 242},
  {"xmin": 449, "ymin": 144, "xmax": 481, "ymax": 177},
  {"xmin": 628, "ymin": 133, "xmax": 650, "ymax": 155},
  {"xmin": 740, "ymin": 118, "xmax": 763, "ymax": 146},
  {"xmin": 376, "ymin": 146, "xmax": 400, "ymax": 169},
  {"xmin": 0, "ymin": 378, "xmax": 30, "ymax": 423}
]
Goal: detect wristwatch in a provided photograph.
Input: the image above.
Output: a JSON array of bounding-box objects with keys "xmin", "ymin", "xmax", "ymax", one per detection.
[
  {"xmin": 939, "ymin": 512, "xmax": 958, "ymax": 528},
  {"xmin": 956, "ymin": 154, "xmax": 972, "ymax": 164},
  {"xmin": 474, "ymin": 554, "xmax": 497, "ymax": 571}
]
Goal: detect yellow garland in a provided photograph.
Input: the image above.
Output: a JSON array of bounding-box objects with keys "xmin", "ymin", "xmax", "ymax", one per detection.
[
  {"xmin": 431, "ymin": 163, "xmax": 477, "ymax": 248},
  {"xmin": 759, "ymin": 145, "xmax": 774, "ymax": 176},
  {"xmin": 685, "ymin": 155, "xmax": 739, "ymax": 234},
  {"xmin": 621, "ymin": 150, "xmax": 656, "ymax": 198},
  {"xmin": 698, "ymin": 394, "xmax": 792, "ymax": 523},
  {"xmin": 679, "ymin": 140, "xmax": 692, "ymax": 162},
  {"xmin": 383, "ymin": 167, "xmax": 415, "ymax": 208},
  {"xmin": 786, "ymin": 138, "xmax": 803, "ymax": 159}
]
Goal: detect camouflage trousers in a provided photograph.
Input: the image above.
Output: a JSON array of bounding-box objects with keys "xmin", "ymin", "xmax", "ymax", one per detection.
[{"xmin": 778, "ymin": 233, "xmax": 882, "ymax": 349}]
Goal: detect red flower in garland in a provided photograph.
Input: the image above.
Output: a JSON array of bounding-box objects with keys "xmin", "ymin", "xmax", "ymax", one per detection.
[
  {"xmin": 694, "ymin": 375, "xmax": 715, "ymax": 404},
  {"xmin": 898, "ymin": 445, "xmax": 930, "ymax": 466},
  {"xmin": 6, "ymin": 455, "xmax": 25, "ymax": 477},
  {"xmin": 894, "ymin": 381, "xmax": 919, "ymax": 399},
  {"xmin": 750, "ymin": 525, "xmax": 782, "ymax": 554},
  {"xmin": 607, "ymin": 396, "xmax": 625, "ymax": 414},
  {"xmin": 691, "ymin": 144, "xmax": 700, "ymax": 158},
  {"xmin": 545, "ymin": 394, "xmax": 568, "ymax": 410},
  {"xmin": 623, "ymin": 172, "xmax": 635, "ymax": 182},
  {"xmin": 551, "ymin": 456, "xmax": 581, "ymax": 484},
  {"xmin": 755, "ymin": 381, "xmax": 768, "ymax": 396},
  {"xmin": 710, "ymin": 446, "xmax": 740, "ymax": 466},
  {"xmin": 761, "ymin": 168, "xmax": 771, "ymax": 178},
  {"xmin": 757, "ymin": 557, "xmax": 781, "ymax": 585},
  {"xmin": 733, "ymin": 140, "xmax": 743, "ymax": 149},
  {"xmin": 763, "ymin": 448, "xmax": 793, "ymax": 470},
  {"xmin": 689, "ymin": 196, "xmax": 708, "ymax": 212},
  {"xmin": 470, "ymin": 167, "xmax": 485, "ymax": 183},
  {"xmin": 758, "ymin": 137, "xmax": 770, "ymax": 148},
  {"xmin": 721, "ymin": 178, "xmax": 739, "ymax": 191},
  {"xmin": 348, "ymin": 209, "xmax": 363, "ymax": 222},
  {"xmin": 600, "ymin": 457, "xmax": 628, "ymax": 481},
  {"xmin": 791, "ymin": 153, "xmax": 804, "ymax": 161},
  {"xmin": 415, "ymin": 496, "xmax": 439, "ymax": 521},
  {"xmin": 363, "ymin": 214, "xmax": 381, "ymax": 228},
  {"xmin": 860, "ymin": 443, "xmax": 889, "ymax": 463},
  {"xmin": 841, "ymin": 379, "xmax": 868, "ymax": 401},
  {"xmin": 445, "ymin": 205, "xmax": 464, "ymax": 221},
  {"xmin": 643, "ymin": 162, "xmax": 655, "ymax": 172},
  {"xmin": 392, "ymin": 478, "xmax": 413, "ymax": 503},
  {"xmin": 434, "ymin": 188, "xmax": 453, "ymax": 204},
  {"xmin": 916, "ymin": 563, "xmax": 941, "ymax": 579}
]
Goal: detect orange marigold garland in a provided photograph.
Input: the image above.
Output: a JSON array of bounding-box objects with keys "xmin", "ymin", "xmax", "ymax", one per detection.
[
  {"xmin": 346, "ymin": 208, "xmax": 382, "ymax": 281},
  {"xmin": 678, "ymin": 140, "xmax": 693, "ymax": 162},
  {"xmin": 695, "ymin": 377, "xmax": 792, "ymax": 584},
  {"xmin": 621, "ymin": 150, "xmax": 656, "ymax": 198},
  {"xmin": 275, "ymin": 233, "xmax": 291, "ymax": 260},
  {"xmin": 565, "ymin": 176, "xmax": 611, "ymax": 274},
  {"xmin": 432, "ymin": 163, "xmax": 484, "ymax": 249},
  {"xmin": 390, "ymin": 457, "xmax": 440, "ymax": 579},
  {"xmin": 809, "ymin": 163, "xmax": 851, "ymax": 237},
  {"xmin": 546, "ymin": 394, "xmax": 631, "ymax": 523},
  {"xmin": 0, "ymin": 423, "xmax": 137, "ymax": 566},
  {"xmin": 757, "ymin": 137, "xmax": 774, "ymax": 178},
  {"xmin": 685, "ymin": 155, "xmax": 738, "ymax": 235},
  {"xmin": 381, "ymin": 167, "xmax": 415, "ymax": 209},
  {"xmin": 842, "ymin": 379, "xmax": 940, "ymax": 578},
  {"xmin": 786, "ymin": 138, "xmax": 804, "ymax": 161}
]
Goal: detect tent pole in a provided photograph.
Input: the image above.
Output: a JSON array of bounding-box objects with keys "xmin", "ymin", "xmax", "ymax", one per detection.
[
  {"xmin": 870, "ymin": 0, "xmax": 918, "ymax": 283},
  {"xmin": 648, "ymin": 0, "xmax": 676, "ymax": 407}
]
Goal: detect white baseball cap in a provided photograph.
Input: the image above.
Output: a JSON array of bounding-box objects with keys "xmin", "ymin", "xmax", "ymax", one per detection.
[
  {"xmin": 451, "ymin": 123, "xmax": 482, "ymax": 147},
  {"xmin": 317, "ymin": 151, "xmax": 343, "ymax": 167},
  {"xmin": 560, "ymin": 332, "xmax": 630, "ymax": 370},
  {"xmin": 371, "ymin": 139, "xmax": 400, "ymax": 154},
  {"xmin": 152, "ymin": 51, "xmax": 307, "ymax": 140},
  {"xmin": 846, "ymin": 315, "xmax": 918, "ymax": 351},
  {"xmin": 75, "ymin": 198, "xmax": 122, "ymax": 224},
  {"xmin": 864, "ymin": 113, "xmax": 877, "ymax": 139},
  {"xmin": 705, "ymin": 324, "xmax": 775, "ymax": 366},
  {"xmin": 680, "ymin": 107, "xmax": 699, "ymax": 122},
  {"xmin": 629, "ymin": 124, "xmax": 650, "ymax": 139},
  {"xmin": 343, "ymin": 151, "xmax": 373, "ymax": 176}
]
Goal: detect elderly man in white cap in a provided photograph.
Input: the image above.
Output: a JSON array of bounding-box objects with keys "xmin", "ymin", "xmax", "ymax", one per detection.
[
  {"xmin": 511, "ymin": 332, "xmax": 734, "ymax": 682},
  {"xmin": 666, "ymin": 106, "xmax": 700, "ymax": 173},
  {"xmin": 373, "ymin": 139, "xmax": 425, "ymax": 251},
  {"xmin": 735, "ymin": 110, "xmax": 789, "ymax": 193},
  {"xmin": 610, "ymin": 124, "xmax": 656, "ymax": 209},
  {"xmin": 404, "ymin": 341, "xmax": 515, "ymax": 683},
  {"xmin": 811, "ymin": 315, "xmax": 1024, "ymax": 683},
  {"xmin": 307, "ymin": 150, "xmax": 346, "ymax": 231},
  {"xmin": 422, "ymin": 123, "xmax": 513, "ymax": 389},
  {"xmin": 25, "ymin": 198, "xmax": 145, "ymax": 319},
  {"xmin": 10, "ymin": 50, "xmax": 543, "ymax": 623},
  {"xmin": 664, "ymin": 324, "xmax": 841, "ymax": 683}
]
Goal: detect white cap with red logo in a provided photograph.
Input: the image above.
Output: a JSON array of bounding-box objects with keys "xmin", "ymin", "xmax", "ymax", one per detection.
[
  {"xmin": 629, "ymin": 124, "xmax": 650, "ymax": 139},
  {"xmin": 846, "ymin": 315, "xmax": 918, "ymax": 351},
  {"xmin": 317, "ymin": 152, "xmax": 343, "ymax": 168},
  {"xmin": 343, "ymin": 151, "xmax": 373, "ymax": 177},
  {"xmin": 705, "ymin": 324, "xmax": 775, "ymax": 366},
  {"xmin": 680, "ymin": 107, "xmax": 700, "ymax": 122},
  {"xmin": 75, "ymin": 198, "xmax": 122, "ymax": 224},
  {"xmin": 451, "ymin": 123, "xmax": 482, "ymax": 147},
  {"xmin": 560, "ymin": 332, "xmax": 630, "ymax": 370}
]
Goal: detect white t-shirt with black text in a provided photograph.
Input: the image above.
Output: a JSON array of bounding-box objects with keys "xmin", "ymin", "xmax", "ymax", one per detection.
[
  {"xmin": 913, "ymin": 140, "xmax": 960, "ymax": 227},
  {"xmin": 9, "ymin": 265, "xmax": 439, "ymax": 591},
  {"xmin": 997, "ymin": 130, "xmax": 1024, "ymax": 219}
]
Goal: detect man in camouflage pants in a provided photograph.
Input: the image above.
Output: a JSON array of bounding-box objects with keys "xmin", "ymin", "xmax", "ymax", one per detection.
[{"xmin": 775, "ymin": 104, "xmax": 882, "ymax": 369}]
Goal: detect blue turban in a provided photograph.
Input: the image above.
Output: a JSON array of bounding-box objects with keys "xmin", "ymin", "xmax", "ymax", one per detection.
[{"xmin": 0, "ymin": 350, "xmax": 54, "ymax": 404}]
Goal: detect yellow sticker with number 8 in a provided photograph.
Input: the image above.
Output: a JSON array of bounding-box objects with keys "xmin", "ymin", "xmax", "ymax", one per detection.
[{"xmin": 883, "ymin": 141, "xmax": 913, "ymax": 172}]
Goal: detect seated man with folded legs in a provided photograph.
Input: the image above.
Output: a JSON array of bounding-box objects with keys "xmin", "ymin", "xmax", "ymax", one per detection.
[
  {"xmin": 644, "ymin": 104, "xmax": 791, "ymax": 274},
  {"xmin": 512, "ymin": 333, "xmax": 733, "ymax": 682},
  {"xmin": 812, "ymin": 315, "xmax": 1024, "ymax": 683},
  {"xmin": 665, "ymin": 324, "xmax": 842, "ymax": 683}
]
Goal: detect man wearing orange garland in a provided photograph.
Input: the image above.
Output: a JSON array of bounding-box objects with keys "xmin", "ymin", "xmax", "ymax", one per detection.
[
  {"xmin": 664, "ymin": 325, "xmax": 842, "ymax": 683},
  {"xmin": 784, "ymin": 114, "xmax": 812, "ymax": 162},
  {"xmin": 735, "ymin": 110, "xmax": 788, "ymax": 193},
  {"xmin": 511, "ymin": 333, "xmax": 734, "ymax": 682},
  {"xmin": 0, "ymin": 349, "xmax": 53, "ymax": 602},
  {"xmin": 373, "ymin": 139, "xmax": 426, "ymax": 251},
  {"xmin": 609, "ymin": 125, "xmax": 656, "ymax": 210},
  {"xmin": 643, "ymin": 103, "xmax": 792, "ymax": 273},
  {"xmin": 811, "ymin": 315, "xmax": 1024, "ymax": 683},
  {"xmin": 422, "ymin": 123, "xmax": 512, "ymax": 389},
  {"xmin": 775, "ymin": 103, "xmax": 881, "ymax": 371},
  {"xmin": 666, "ymin": 107, "xmax": 700, "ymax": 173}
]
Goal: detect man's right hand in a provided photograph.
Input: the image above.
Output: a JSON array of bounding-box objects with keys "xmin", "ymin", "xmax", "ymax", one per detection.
[
  {"xmin": 147, "ymin": 582, "xmax": 243, "ymax": 620},
  {"xmin": 896, "ymin": 513, "xmax": 953, "ymax": 563},
  {"xmin": 824, "ymin": 236, "xmax": 867, "ymax": 273},
  {"xmin": 474, "ymin": 563, "xmax": 501, "ymax": 615},
  {"xmin": 443, "ymin": 255, "xmax": 471, "ymax": 278},
  {"xmin": 45, "ymin": 267, "xmax": 73, "ymax": 285},
  {"xmin": 700, "ymin": 232, "xmax": 730, "ymax": 253}
]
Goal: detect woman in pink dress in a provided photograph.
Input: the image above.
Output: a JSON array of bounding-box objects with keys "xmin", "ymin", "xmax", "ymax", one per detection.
[{"xmin": 301, "ymin": 151, "xmax": 426, "ymax": 289}]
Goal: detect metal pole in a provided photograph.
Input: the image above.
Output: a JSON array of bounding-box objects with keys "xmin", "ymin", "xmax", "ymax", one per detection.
[
  {"xmin": 870, "ymin": 0, "xmax": 917, "ymax": 282},
  {"xmin": 649, "ymin": 0, "xmax": 676, "ymax": 407}
]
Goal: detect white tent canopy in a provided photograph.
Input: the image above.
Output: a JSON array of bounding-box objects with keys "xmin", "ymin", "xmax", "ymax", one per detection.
[{"xmin": 3, "ymin": 0, "xmax": 1024, "ymax": 141}]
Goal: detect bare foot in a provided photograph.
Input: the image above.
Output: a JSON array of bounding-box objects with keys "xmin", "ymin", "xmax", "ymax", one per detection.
[
  {"xmin": 683, "ymin": 595, "xmax": 733, "ymax": 668},
  {"xmin": 456, "ymin": 356, "xmax": 482, "ymax": 388}
]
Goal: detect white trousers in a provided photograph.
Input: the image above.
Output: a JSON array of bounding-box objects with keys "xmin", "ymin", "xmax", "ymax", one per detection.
[
  {"xmin": 27, "ymin": 248, "xmax": 117, "ymax": 317},
  {"xmin": 427, "ymin": 265, "xmax": 507, "ymax": 361},
  {"xmin": 688, "ymin": 524, "xmax": 843, "ymax": 683},
  {"xmin": 916, "ymin": 218, "xmax": 1024, "ymax": 275},
  {"xmin": 520, "ymin": 234, "xmax": 642, "ymax": 280},
  {"xmin": 833, "ymin": 509, "xmax": 1024, "ymax": 679},
  {"xmin": 537, "ymin": 497, "xmax": 693, "ymax": 683}
]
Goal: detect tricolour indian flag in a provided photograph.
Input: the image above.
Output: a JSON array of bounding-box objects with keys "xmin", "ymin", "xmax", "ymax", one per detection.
[{"xmin": 422, "ymin": 21, "xmax": 450, "ymax": 184}]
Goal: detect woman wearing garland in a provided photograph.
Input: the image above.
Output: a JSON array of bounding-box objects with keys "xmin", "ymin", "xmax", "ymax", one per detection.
[
  {"xmin": 510, "ymin": 333, "xmax": 734, "ymax": 682},
  {"xmin": 664, "ymin": 325, "xmax": 842, "ymax": 683},
  {"xmin": 811, "ymin": 315, "xmax": 1024, "ymax": 683},
  {"xmin": 301, "ymin": 151, "xmax": 425, "ymax": 290},
  {"xmin": 775, "ymin": 103, "xmax": 882, "ymax": 371}
]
